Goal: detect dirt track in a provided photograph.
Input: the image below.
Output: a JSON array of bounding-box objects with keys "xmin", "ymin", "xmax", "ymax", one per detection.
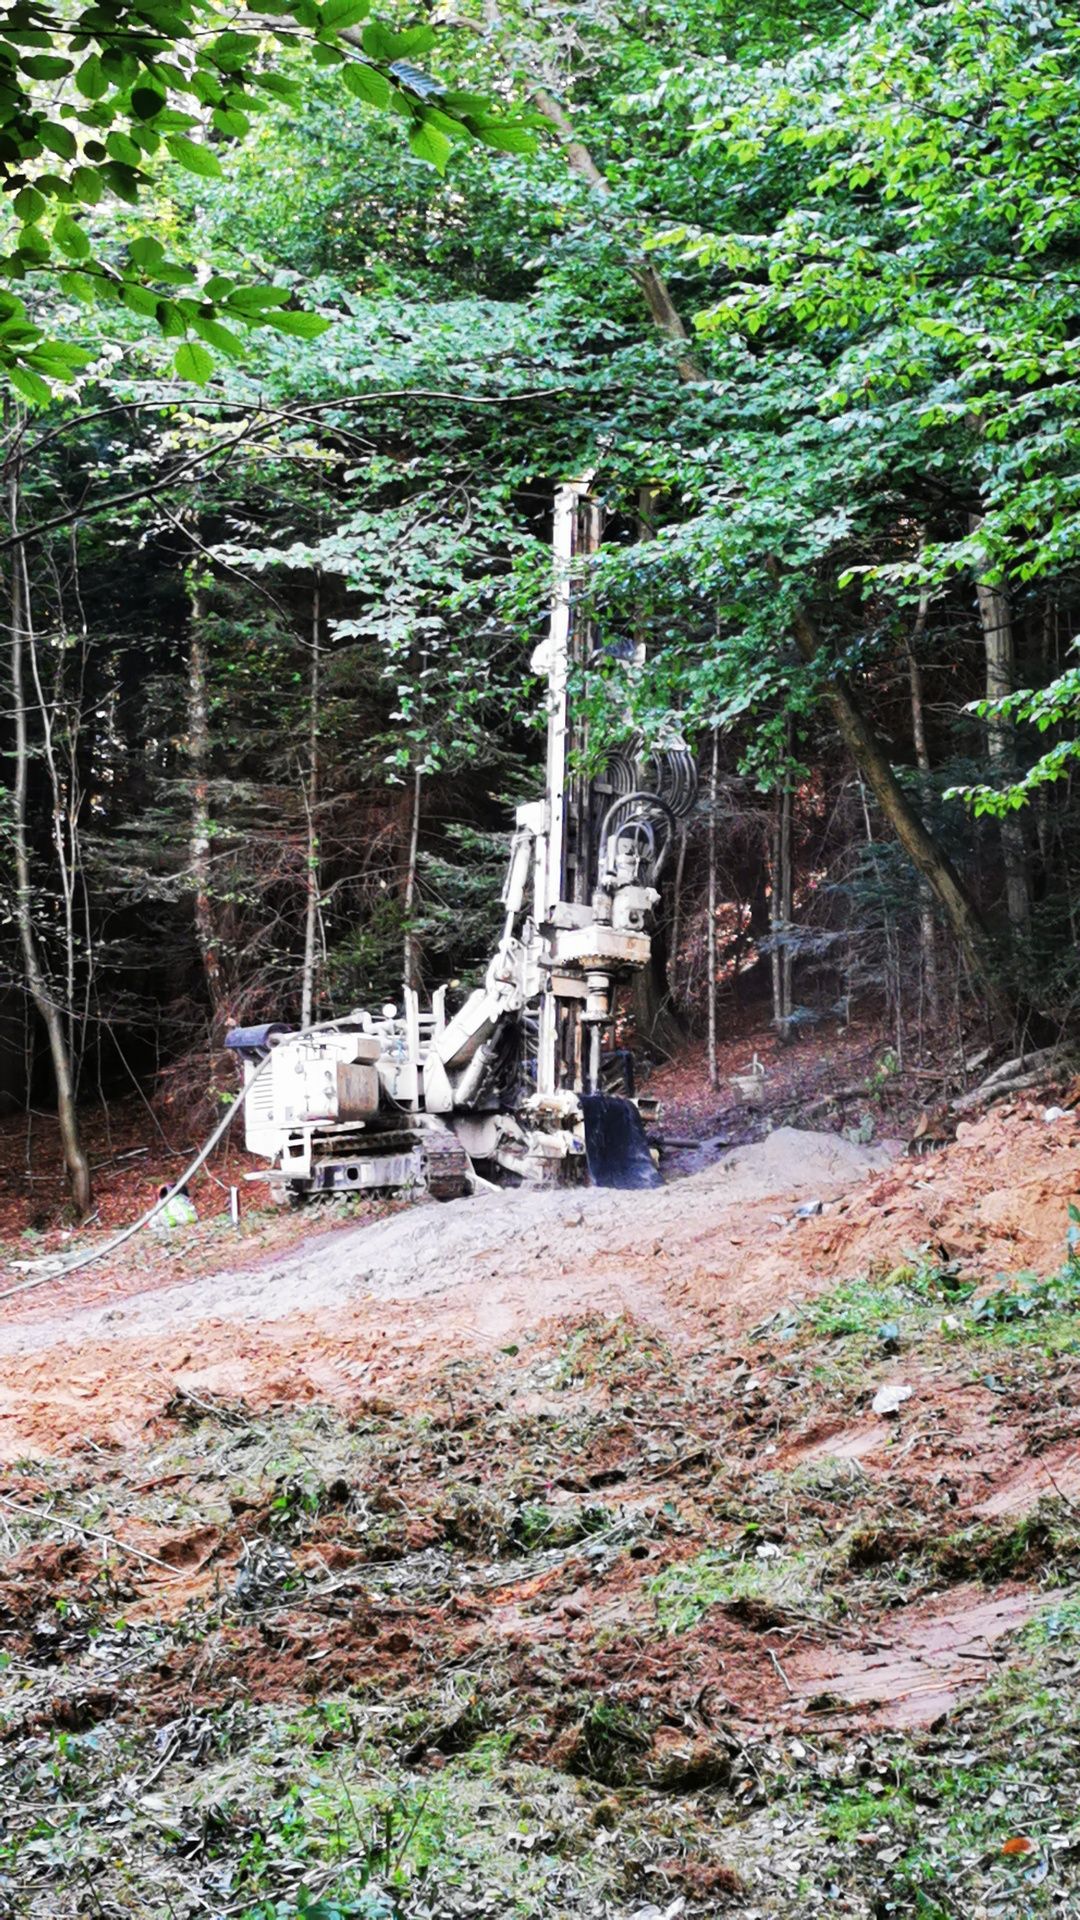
[
  {"xmin": 1, "ymin": 1108, "xmax": 1076, "ymax": 1462},
  {"xmin": 0, "ymin": 1128, "xmax": 898, "ymax": 1455},
  {"xmin": 1, "ymin": 1107, "xmax": 1078, "ymax": 1916}
]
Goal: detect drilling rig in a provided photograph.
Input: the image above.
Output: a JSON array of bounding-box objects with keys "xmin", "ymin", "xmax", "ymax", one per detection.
[{"xmin": 226, "ymin": 479, "xmax": 697, "ymax": 1200}]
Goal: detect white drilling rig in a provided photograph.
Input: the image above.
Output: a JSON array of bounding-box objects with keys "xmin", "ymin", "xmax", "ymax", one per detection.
[{"xmin": 226, "ymin": 479, "xmax": 697, "ymax": 1201}]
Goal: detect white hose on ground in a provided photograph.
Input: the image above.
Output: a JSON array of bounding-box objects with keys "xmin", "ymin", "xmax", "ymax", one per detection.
[{"xmin": 0, "ymin": 1016, "xmax": 346, "ymax": 1304}]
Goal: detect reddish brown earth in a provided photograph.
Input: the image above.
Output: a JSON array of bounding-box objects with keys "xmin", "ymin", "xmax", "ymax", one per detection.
[{"xmin": 0, "ymin": 1049, "xmax": 1077, "ymax": 1776}]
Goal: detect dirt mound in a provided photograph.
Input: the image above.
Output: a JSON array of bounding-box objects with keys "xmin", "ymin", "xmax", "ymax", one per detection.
[
  {"xmin": 800, "ymin": 1104, "xmax": 1080, "ymax": 1282},
  {"xmin": 689, "ymin": 1125, "xmax": 897, "ymax": 1197}
]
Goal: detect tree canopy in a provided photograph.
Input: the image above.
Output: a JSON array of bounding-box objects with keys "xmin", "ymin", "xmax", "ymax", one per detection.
[{"xmin": 5, "ymin": 0, "xmax": 1080, "ymax": 1199}]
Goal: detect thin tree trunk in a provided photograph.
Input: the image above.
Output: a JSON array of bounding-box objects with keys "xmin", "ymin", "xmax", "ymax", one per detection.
[
  {"xmin": 403, "ymin": 762, "xmax": 422, "ymax": 993},
  {"xmin": 7, "ymin": 453, "xmax": 91, "ymax": 1217},
  {"xmin": 769, "ymin": 787, "xmax": 783, "ymax": 1032},
  {"xmin": 707, "ymin": 726, "xmax": 719, "ymax": 1087},
  {"xmin": 780, "ymin": 773, "xmax": 794, "ymax": 1026},
  {"xmin": 905, "ymin": 582, "xmax": 941, "ymax": 1023},
  {"xmin": 300, "ymin": 573, "xmax": 321, "ymax": 1030},
  {"xmin": 858, "ymin": 779, "xmax": 904, "ymax": 1066},
  {"xmin": 25, "ymin": 559, "xmax": 79, "ymax": 1066},
  {"xmin": 188, "ymin": 577, "xmax": 226, "ymax": 1028},
  {"xmin": 970, "ymin": 516, "xmax": 1030, "ymax": 935},
  {"xmin": 669, "ymin": 820, "xmax": 688, "ymax": 1002},
  {"xmin": 767, "ymin": 562, "xmax": 1017, "ymax": 1031}
]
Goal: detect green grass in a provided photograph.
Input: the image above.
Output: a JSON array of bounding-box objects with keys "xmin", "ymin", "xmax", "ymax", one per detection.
[
  {"xmin": 796, "ymin": 1221, "xmax": 1080, "ymax": 1367},
  {"xmin": 649, "ymin": 1543, "xmax": 822, "ymax": 1634}
]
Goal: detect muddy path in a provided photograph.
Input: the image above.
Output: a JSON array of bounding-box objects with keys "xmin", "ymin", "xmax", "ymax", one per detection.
[{"xmin": 0, "ymin": 1108, "xmax": 1078, "ymax": 1916}]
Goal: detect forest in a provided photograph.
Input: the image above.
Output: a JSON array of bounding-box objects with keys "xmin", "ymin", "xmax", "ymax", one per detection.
[
  {"xmin": 2, "ymin": 0, "xmax": 1079, "ymax": 1212},
  {"xmin": 1, "ymin": 4, "xmax": 1079, "ymax": 1918}
]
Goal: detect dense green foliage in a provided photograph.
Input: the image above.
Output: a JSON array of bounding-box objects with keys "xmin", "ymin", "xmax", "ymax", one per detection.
[{"xmin": 0, "ymin": 0, "xmax": 539, "ymax": 396}]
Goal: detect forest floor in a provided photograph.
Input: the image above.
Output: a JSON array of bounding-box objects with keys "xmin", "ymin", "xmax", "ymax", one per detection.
[{"xmin": 0, "ymin": 1015, "xmax": 1078, "ymax": 1917}]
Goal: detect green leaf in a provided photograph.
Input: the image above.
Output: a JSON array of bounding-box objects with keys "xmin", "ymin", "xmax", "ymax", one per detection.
[
  {"xmin": 27, "ymin": 342, "xmax": 90, "ymax": 375},
  {"xmin": 266, "ymin": 308, "xmax": 332, "ymax": 337},
  {"xmin": 70, "ymin": 167, "xmax": 103, "ymax": 205},
  {"xmin": 225, "ymin": 284, "xmax": 293, "ymax": 313},
  {"xmin": 361, "ymin": 22, "xmax": 436, "ymax": 60},
  {"xmin": 132, "ymin": 85, "xmax": 167, "ymax": 121},
  {"xmin": 19, "ymin": 53, "xmax": 73, "ymax": 79},
  {"xmin": 155, "ymin": 300, "xmax": 186, "ymax": 339},
  {"xmin": 13, "ymin": 186, "xmax": 45, "ymax": 224},
  {"xmin": 120, "ymin": 281, "xmax": 161, "ymax": 317},
  {"xmin": 320, "ymin": 0, "xmax": 369, "ymax": 27},
  {"xmin": 408, "ymin": 118, "xmax": 452, "ymax": 174},
  {"xmin": 75, "ymin": 53, "xmax": 109, "ymax": 99},
  {"xmin": 7, "ymin": 363, "xmax": 52, "ymax": 406},
  {"xmin": 54, "ymin": 213, "xmax": 90, "ymax": 259},
  {"xmin": 439, "ymin": 90, "xmax": 492, "ymax": 115},
  {"xmin": 191, "ymin": 313, "xmax": 244, "ymax": 356},
  {"xmin": 254, "ymin": 71, "xmax": 301, "ymax": 103},
  {"xmin": 100, "ymin": 162, "xmax": 140, "ymax": 204},
  {"xmin": 16, "ymin": 226, "xmax": 50, "ymax": 260},
  {"xmin": 129, "ymin": 235, "xmax": 165, "ymax": 269},
  {"xmin": 341, "ymin": 61, "xmax": 390, "ymax": 109},
  {"xmin": 173, "ymin": 340, "xmax": 215, "ymax": 383},
  {"xmin": 166, "ymin": 134, "xmax": 223, "ymax": 178},
  {"xmin": 59, "ymin": 271, "xmax": 96, "ymax": 303},
  {"xmin": 472, "ymin": 122, "xmax": 537, "ymax": 155},
  {"xmin": 212, "ymin": 105, "xmax": 250, "ymax": 137},
  {"xmin": 38, "ymin": 124, "xmax": 77, "ymax": 161},
  {"xmin": 105, "ymin": 131, "xmax": 143, "ymax": 165}
]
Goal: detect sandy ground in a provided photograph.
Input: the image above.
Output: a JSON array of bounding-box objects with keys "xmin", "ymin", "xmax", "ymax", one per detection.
[
  {"xmin": 0, "ymin": 1128, "xmax": 899, "ymax": 1454},
  {"xmin": 0, "ymin": 1106, "xmax": 1077, "ymax": 1460}
]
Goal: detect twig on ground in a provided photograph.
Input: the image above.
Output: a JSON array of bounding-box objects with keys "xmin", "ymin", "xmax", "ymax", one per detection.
[
  {"xmin": 768, "ymin": 1646, "xmax": 795, "ymax": 1697},
  {"xmin": 0, "ymin": 1490, "xmax": 186, "ymax": 1578}
]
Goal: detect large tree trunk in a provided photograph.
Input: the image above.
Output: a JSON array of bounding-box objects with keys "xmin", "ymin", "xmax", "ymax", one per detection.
[
  {"xmin": 970, "ymin": 518, "xmax": 1031, "ymax": 935},
  {"xmin": 7, "ymin": 459, "xmax": 92, "ymax": 1217},
  {"xmin": 771, "ymin": 569, "xmax": 1016, "ymax": 1031}
]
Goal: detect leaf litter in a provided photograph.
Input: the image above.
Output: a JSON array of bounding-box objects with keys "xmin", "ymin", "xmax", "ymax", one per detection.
[{"xmin": 0, "ymin": 1105, "xmax": 1077, "ymax": 1914}]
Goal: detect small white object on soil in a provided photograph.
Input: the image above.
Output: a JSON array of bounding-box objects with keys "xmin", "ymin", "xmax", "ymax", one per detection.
[{"xmin": 872, "ymin": 1382, "xmax": 914, "ymax": 1416}]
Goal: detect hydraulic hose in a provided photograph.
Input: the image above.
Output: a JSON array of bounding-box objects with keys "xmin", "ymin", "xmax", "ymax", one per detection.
[{"xmin": 0, "ymin": 1013, "xmax": 345, "ymax": 1303}]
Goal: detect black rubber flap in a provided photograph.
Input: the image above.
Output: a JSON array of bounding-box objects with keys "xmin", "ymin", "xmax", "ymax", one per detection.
[
  {"xmin": 224, "ymin": 1023, "xmax": 289, "ymax": 1054},
  {"xmin": 581, "ymin": 1092, "xmax": 662, "ymax": 1190}
]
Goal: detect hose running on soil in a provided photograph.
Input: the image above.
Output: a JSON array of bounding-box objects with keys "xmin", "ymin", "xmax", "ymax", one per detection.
[{"xmin": 0, "ymin": 1017, "xmax": 342, "ymax": 1303}]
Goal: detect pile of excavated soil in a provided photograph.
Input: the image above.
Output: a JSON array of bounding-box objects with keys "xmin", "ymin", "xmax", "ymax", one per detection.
[
  {"xmin": 0, "ymin": 1106, "xmax": 1074, "ymax": 1464},
  {"xmin": 796, "ymin": 1103, "xmax": 1080, "ymax": 1282},
  {"xmin": 0, "ymin": 1128, "xmax": 895, "ymax": 1456}
]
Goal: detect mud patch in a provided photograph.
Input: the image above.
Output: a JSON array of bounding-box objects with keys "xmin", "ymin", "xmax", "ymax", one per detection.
[{"xmin": 784, "ymin": 1584, "xmax": 1039, "ymax": 1727}]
